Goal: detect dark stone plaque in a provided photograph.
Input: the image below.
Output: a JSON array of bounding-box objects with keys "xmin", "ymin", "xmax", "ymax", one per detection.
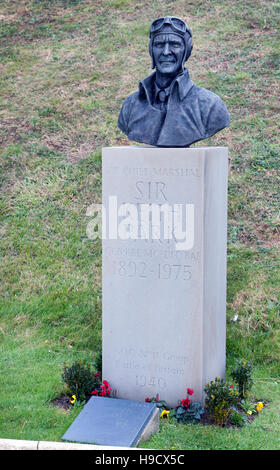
[{"xmin": 61, "ymin": 396, "xmax": 158, "ymax": 447}]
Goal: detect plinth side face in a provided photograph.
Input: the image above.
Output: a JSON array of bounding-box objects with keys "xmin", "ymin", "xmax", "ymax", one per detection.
[{"xmin": 102, "ymin": 146, "xmax": 227, "ymax": 407}]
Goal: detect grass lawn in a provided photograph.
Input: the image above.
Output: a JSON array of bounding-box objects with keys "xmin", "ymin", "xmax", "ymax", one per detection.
[{"xmin": 0, "ymin": 0, "xmax": 279, "ymax": 450}]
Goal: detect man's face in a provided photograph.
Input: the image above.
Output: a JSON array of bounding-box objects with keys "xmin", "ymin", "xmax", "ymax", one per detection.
[{"xmin": 152, "ymin": 33, "xmax": 185, "ymax": 77}]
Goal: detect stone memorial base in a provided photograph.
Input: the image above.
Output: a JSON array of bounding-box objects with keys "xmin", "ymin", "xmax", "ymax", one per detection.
[{"xmin": 102, "ymin": 146, "xmax": 228, "ymax": 407}]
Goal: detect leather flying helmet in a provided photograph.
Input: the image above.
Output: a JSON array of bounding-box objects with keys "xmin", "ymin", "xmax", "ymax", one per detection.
[{"xmin": 149, "ymin": 16, "xmax": 193, "ymax": 70}]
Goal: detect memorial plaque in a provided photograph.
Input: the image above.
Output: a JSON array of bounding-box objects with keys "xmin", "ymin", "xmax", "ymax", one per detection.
[
  {"xmin": 62, "ymin": 396, "xmax": 158, "ymax": 447},
  {"xmin": 102, "ymin": 146, "xmax": 228, "ymax": 407}
]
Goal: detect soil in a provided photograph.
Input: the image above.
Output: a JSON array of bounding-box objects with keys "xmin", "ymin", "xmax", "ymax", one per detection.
[{"xmin": 51, "ymin": 394, "xmax": 72, "ymax": 410}]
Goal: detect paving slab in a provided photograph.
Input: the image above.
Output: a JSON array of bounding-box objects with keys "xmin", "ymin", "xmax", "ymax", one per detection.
[{"xmin": 61, "ymin": 396, "xmax": 159, "ymax": 447}]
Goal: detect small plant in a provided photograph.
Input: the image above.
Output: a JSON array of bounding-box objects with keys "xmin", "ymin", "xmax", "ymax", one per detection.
[
  {"xmin": 204, "ymin": 377, "xmax": 239, "ymax": 426},
  {"xmin": 62, "ymin": 361, "xmax": 101, "ymax": 401},
  {"xmin": 145, "ymin": 393, "xmax": 168, "ymax": 411},
  {"xmin": 240, "ymin": 398, "xmax": 257, "ymax": 417},
  {"xmin": 174, "ymin": 388, "xmax": 204, "ymax": 424},
  {"xmin": 231, "ymin": 359, "xmax": 253, "ymax": 399},
  {"xmin": 229, "ymin": 408, "xmax": 247, "ymax": 427}
]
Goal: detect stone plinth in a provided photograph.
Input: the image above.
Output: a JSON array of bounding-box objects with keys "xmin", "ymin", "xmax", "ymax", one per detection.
[{"xmin": 102, "ymin": 146, "xmax": 228, "ymax": 407}]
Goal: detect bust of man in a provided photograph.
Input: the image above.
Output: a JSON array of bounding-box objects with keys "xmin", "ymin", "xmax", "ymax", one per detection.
[{"xmin": 118, "ymin": 17, "xmax": 230, "ymax": 147}]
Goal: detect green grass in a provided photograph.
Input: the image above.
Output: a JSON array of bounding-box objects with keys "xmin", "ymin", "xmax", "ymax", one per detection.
[{"xmin": 0, "ymin": 0, "xmax": 279, "ymax": 449}]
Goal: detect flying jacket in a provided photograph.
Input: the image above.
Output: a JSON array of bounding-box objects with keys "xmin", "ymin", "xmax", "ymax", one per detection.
[{"xmin": 118, "ymin": 69, "xmax": 230, "ymax": 147}]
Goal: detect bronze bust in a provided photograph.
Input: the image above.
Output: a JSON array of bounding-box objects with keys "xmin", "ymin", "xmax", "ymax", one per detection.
[{"xmin": 118, "ymin": 17, "xmax": 230, "ymax": 147}]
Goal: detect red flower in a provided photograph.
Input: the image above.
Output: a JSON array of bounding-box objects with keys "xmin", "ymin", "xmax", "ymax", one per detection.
[
  {"xmin": 187, "ymin": 388, "xmax": 194, "ymax": 396},
  {"xmin": 99, "ymin": 381, "xmax": 111, "ymax": 396},
  {"xmin": 145, "ymin": 397, "xmax": 150, "ymax": 402},
  {"xmin": 91, "ymin": 379, "xmax": 112, "ymax": 397},
  {"xmin": 230, "ymin": 384, "xmax": 233, "ymax": 389},
  {"xmin": 181, "ymin": 397, "xmax": 192, "ymax": 408}
]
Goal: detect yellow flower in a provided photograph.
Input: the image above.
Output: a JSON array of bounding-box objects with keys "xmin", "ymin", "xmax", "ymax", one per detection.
[
  {"xmin": 256, "ymin": 402, "xmax": 263, "ymax": 413},
  {"xmin": 247, "ymin": 410, "xmax": 252, "ymax": 416},
  {"xmin": 70, "ymin": 394, "xmax": 77, "ymax": 405},
  {"xmin": 160, "ymin": 410, "xmax": 170, "ymax": 419}
]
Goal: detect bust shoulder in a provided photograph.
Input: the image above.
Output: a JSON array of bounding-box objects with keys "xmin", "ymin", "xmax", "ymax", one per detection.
[
  {"xmin": 117, "ymin": 91, "xmax": 139, "ymax": 134},
  {"xmin": 187, "ymin": 84, "xmax": 230, "ymax": 135},
  {"xmin": 188, "ymin": 84, "xmax": 225, "ymax": 107}
]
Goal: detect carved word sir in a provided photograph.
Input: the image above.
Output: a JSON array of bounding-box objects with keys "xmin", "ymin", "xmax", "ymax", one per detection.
[{"xmin": 135, "ymin": 181, "xmax": 167, "ymax": 201}]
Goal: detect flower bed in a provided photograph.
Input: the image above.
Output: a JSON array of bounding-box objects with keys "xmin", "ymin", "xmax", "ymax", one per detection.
[{"xmin": 55, "ymin": 358, "xmax": 266, "ymax": 429}]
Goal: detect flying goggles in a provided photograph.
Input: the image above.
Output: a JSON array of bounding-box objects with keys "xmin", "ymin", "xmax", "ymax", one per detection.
[{"xmin": 149, "ymin": 17, "xmax": 192, "ymax": 38}]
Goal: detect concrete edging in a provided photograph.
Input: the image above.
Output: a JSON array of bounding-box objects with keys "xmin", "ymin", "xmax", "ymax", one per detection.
[{"xmin": 0, "ymin": 438, "xmax": 142, "ymax": 451}]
